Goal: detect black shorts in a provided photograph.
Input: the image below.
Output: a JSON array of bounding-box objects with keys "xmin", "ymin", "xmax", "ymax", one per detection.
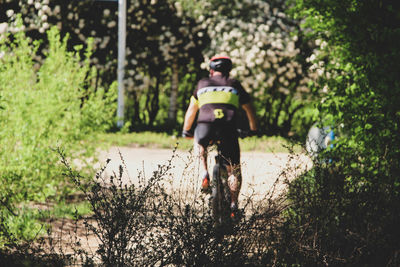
[{"xmin": 194, "ymin": 122, "xmax": 240, "ymax": 166}]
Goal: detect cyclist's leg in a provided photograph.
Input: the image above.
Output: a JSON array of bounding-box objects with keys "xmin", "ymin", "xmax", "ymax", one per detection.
[
  {"xmin": 194, "ymin": 123, "xmax": 213, "ymax": 188},
  {"xmin": 197, "ymin": 143, "xmax": 208, "ymax": 173},
  {"xmin": 226, "ymin": 164, "xmax": 242, "ymax": 207},
  {"xmin": 219, "ymin": 125, "xmax": 241, "ymax": 207}
]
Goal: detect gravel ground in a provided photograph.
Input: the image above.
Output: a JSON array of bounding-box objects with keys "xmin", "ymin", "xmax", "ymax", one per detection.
[
  {"xmin": 99, "ymin": 146, "xmax": 312, "ymax": 202},
  {"xmin": 47, "ymin": 146, "xmax": 312, "ymax": 261}
]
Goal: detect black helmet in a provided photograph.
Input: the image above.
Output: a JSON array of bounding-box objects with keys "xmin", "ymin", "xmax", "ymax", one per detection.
[{"xmin": 209, "ymin": 55, "xmax": 232, "ymax": 74}]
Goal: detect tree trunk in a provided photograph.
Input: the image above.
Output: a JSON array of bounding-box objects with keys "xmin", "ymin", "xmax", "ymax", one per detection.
[
  {"xmin": 148, "ymin": 76, "xmax": 160, "ymax": 126},
  {"xmin": 168, "ymin": 58, "xmax": 179, "ymax": 123}
]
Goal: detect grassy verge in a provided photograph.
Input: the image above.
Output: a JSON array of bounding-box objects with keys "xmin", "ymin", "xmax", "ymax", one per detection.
[{"xmin": 98, "ymin": 132, "xmax": 302, "ymax": 153}]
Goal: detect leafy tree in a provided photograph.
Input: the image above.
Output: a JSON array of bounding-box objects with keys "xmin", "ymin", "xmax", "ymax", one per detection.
[
  {"xmin": 178, "ymin": 0, "xmax": 320, "ymax": 137},
  {"xmin": 277, "ymin": 0, "xmax": 400, "ymax": 265},
  {"xmin": 2, "ymin": 0, "xmax": 321, "ymax": 136},
  {"xmin": 1, "ymin": 0, "xmax": 208, "ymax": 130},
  {"xmin": 0, "ymin": 21, "xmax": 116, "ymax": 242}
]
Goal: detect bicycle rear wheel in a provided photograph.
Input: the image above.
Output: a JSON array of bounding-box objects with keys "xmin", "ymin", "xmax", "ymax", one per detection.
[{"xmin": 210, "ymin": 163, "xmax": 231, "ymax": 226}]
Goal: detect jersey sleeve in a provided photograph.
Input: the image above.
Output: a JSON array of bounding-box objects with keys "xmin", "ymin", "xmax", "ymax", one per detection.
[{"xmin": 190, "ymin": 95, "xmax": 198, "ymax": 105}]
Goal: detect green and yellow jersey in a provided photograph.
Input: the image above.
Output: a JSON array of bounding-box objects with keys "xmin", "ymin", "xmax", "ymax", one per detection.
[{"xmin": 192, "ymin": 75, "xmax": 250, "ymax": 123}]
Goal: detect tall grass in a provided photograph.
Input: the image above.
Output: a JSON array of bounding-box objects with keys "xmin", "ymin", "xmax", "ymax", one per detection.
[
  {"xmin": 0, "ymin": 146, "xmax": 298, "ymax": 266},
  {"xmin": 53, "ymin": 148, "xmax": 290, "ymax": 266},
  {"xmin": 6, "ymin": 138, "xmax": 395, "ymax": 266}
]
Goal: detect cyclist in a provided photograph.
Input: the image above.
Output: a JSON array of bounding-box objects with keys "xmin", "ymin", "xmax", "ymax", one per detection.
[{"xmin": 182, "ymin": 55, "xmax": 258, "ymax": 214}]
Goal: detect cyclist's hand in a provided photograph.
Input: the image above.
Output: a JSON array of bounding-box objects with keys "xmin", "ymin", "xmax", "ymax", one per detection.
[{"xmin": 182, "ymin": 130, "xmax": 194, "ymax": 138}]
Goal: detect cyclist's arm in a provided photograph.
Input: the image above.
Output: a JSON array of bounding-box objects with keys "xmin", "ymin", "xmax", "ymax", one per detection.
[
  {"xmin": 242, "ymin": 102, "xmax": 258, "ymax": 131},
  {"xmin": 183, "ymin": 96, "xmax": 199, "ymax": 131}
]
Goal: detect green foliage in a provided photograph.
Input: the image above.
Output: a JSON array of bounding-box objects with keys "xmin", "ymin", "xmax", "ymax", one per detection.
[
  {"xmin": 2, "ymin": 0, "xmax": 319, "ymax": 138},
  {"xmin": 126, "ymin": 64, "xmax": 200, "ymax": 131},
  {"xmin": 3, "ymin": 206, "xmax": 47, "ymax": 243},
  {"xmin": 0, "ymin": 20, "xmax": 116, "ymax": 242},
  {"xmin": 188, "ymin": 0, "xmax": 319, "ymax": 137},
  {"xmin": 278, "ymin": 0, "xmax": 400, "ymax": 265},
  {"xmin": 42, "ymin": 200, "xmax": 92, "ymax": 220}
]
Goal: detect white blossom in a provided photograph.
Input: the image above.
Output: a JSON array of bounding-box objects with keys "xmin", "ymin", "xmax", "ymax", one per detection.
[
  {"xmin": 6, "ymin": 9, "xmax": 14, "ymax": 17},
  {"xmin": 53, "ymin": 5, "xmax": 60, "ymax": 15},
  {"xmin": 0, "ymin": 23, "xmax": 8, "ymax": 34},
  {"xmin": 42, "ymin": 5, "xmax": 50, "ymax": 13},
  {"xmin": 107, "ymin": 21, "xmax": 116, "ymax": 28}
]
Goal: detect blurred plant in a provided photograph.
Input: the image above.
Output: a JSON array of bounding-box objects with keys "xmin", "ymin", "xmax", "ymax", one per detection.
[
  {"xmin": 1, "ymin": 0, "xmax": 209, "ymax": 130},
  {"xmin": 1, "ymin": 0, "xmax": 323, "ymax": 137},
  {"xmin": 0, "ymin": 17, "xmax": 116, "ymax": 242},
  {"xmin": 56, "ymin": 147, "xmax": 295, "ymax": 266},
  {"xmin": 177, "ymin": 0, "xmax": 321, "ymax": 137},
  {"xmin": 275, "ymin": 0, "xmax": 400, "ymax": 265}
]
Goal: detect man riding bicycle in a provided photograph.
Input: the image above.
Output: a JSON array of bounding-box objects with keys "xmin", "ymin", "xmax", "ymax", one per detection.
[{"xmin": 182, "ymin": 55, "xmax": 258, "ymax": 214}]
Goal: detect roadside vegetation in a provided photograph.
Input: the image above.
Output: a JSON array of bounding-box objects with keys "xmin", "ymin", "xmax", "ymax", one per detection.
[
  {"xmin": 0, "ymin": 18, "xmax": 115, "ymax": 245},
  {"xmin": 1, "ymin": 0, "xmax": 399, "ymax": 266}
]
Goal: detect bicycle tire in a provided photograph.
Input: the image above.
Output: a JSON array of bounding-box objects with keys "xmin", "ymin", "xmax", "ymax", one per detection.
[{"xmin": 211, "ymin": 163, "xmax": 231, "ymax": 226}]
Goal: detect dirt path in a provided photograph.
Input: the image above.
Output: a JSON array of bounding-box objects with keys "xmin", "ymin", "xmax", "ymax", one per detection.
[
  {"xmin": 99, "ymin": 146, "xmax": 312, "ymax": 202},
  {"xmin": 48, "ymin": 146, "xmax": 312, "ymax": 259}
]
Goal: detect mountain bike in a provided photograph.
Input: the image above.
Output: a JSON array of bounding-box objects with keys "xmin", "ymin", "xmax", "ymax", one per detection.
[{"xmin": 183, "ymin": 128, "xmax": 254, "ymax": 230}]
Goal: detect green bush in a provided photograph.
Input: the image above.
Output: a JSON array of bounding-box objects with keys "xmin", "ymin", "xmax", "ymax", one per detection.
[
  {"xmin": 274, "ymin": 0, "xmax": 400, "ymax": 265},
  {"xmin": 0, "ymin": 18, "xmax": 116, "ymax": 242}
]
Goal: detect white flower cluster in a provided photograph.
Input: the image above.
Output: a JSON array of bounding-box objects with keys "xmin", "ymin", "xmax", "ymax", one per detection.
[
  {"xmin": 1, "ymin": 0, "xmax": 324, "ymax": 103},
  {"xmin": 195, "ymin": 0, "xmax": 316, "ymax": 98},
  {"xmin": 7, "ymin": 0, "xmax": 54, "ymax": 33},
  {"xmin": 0, "ymin": 22, "xmax": 8, "ymax": 36},
  {"xmin": 123, "ymin": 0, "xmax": 207, "ymax": 93},
  {"xmin": 306, "ymin": 39, "xmax": 329, "ymax": 82}
]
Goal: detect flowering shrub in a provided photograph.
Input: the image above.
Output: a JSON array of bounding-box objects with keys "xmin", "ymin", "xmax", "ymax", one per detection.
[
  {"xmin": 177, "ymin": 0, "xmax": 321, "ymax": 136},
  {"xmin": 1, "ymin": 0, "xmax": 323, "ymax": 135}
]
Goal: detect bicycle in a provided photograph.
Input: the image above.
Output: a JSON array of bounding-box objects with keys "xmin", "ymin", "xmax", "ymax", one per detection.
[{"xmin": 183, "ymin": 128, "xmax": 255, "ymax": 231}]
